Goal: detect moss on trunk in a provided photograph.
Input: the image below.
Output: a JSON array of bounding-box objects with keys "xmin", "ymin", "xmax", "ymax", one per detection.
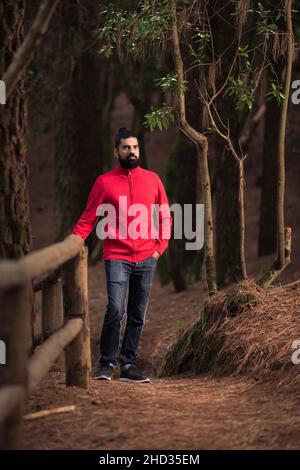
[{"xmin": 0, "ymin": 1, "xmax": 31, "ymax": 259}]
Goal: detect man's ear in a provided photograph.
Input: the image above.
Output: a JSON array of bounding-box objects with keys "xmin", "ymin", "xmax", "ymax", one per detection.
[{"xmin": 113, "ymin": 148, "xmax": 119, "ymax": 159}]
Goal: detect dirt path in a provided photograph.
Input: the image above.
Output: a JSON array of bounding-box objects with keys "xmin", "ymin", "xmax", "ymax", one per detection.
[
  {"xmin": 24, "ymin": 90, "xmax": 300, "ymax": 450},
  {"xmin": 22, "ymin": 264, "xmax": 300, "ymax": 450}
]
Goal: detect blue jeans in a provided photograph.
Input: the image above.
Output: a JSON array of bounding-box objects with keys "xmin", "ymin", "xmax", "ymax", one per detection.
[{"xmin": 99, "ymin": 256, "xmax": 157, "ymax": 368}]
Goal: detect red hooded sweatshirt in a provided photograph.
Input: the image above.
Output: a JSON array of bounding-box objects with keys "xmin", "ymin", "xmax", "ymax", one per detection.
[{"xmin": 71, "ymin": 164, "xmax": 172, "ymax": 262}]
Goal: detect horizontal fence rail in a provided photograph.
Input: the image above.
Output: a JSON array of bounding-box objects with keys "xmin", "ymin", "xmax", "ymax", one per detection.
[
  {"xmin": 0, "ymin": 235, "xmax": 83, "ymax": 290},
  {"xmin": 28, "ymin": 318, "xmax": 83, "ymax": 393},
  {"xmin": 0, "ymin": 234, "xmax": 92, "ymax": 449},
  {"xmin": 32, "ymin": 268, "xmax": 62, "ymax": 293}
]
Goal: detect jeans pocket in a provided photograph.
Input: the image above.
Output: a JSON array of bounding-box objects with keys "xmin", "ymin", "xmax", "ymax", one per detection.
[{"xmin": 105, "ymin": 259, "xmax": 128, "ymax": 282}]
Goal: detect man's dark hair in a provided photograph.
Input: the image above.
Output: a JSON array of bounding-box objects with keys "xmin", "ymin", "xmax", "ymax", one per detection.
[{"xmin": 114, "ymin": 127, "xmax": 137, "ymax": 148}]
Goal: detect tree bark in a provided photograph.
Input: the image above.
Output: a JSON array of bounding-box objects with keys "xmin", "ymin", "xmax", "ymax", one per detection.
[
  {"xmin": 0, "ymin": 1, "xmax": 31, "ymax": 259},
  {"xmin": 166, "ymin": 131, "xmax": 199, "ymax": 292},
  {"xmin": 276, "ymin": 0, "xmax": 293, "ymax": 268},
  {"xmin": 170, "ymin": 0, "xmax": 217, "ymax": 295},
  {"xmin": 2, "ymin": 0, "xmax": 59, "ymax": 98},
  {"xmin": 258, "ymin": 65, "xmax": 283, "ymax": 257},
  {"xmin": 112, "ymin": 55, "xmax": 151, "ymax": 169},
  {"xmin": 215, "ymin": 143, "xmax": 242, "ymax": 286},
  {"xmin": 209, "ymin": 0, "xmax": 250, "ymax": 287},
  {"xmin": 55, "ymin": 1, "xmax": 107, "ymax": 254}
]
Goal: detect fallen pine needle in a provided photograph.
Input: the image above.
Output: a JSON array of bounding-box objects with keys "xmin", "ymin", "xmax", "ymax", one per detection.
[{"xmin": 24, "ymin": 405, "xmax": 76, "ymax": 420}]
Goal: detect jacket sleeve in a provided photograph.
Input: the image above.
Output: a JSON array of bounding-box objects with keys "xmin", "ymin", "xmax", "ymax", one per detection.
[
  {"xmin": 155, "ymin": 176, "xmax": 172, "ymax": 256},
  {"xmin": 71, "ymin": 177, "xmax": 103, "ymax": 241}
]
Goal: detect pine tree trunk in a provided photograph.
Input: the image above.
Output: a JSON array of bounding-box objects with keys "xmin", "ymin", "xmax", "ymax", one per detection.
[
  {"xmin": 197, "ymin": 139, "xmax": 217, "ymax": 295},
  {"xmin": 210, "ymin": 0, "xmax": 252, "ymax": 287},
  {"xmin": 170, "ymin": 0, "xmax": 217, "ymax": 295},
  {"xmin": 215, "ymin": 142, "xmax": 242, "ymax": 286},
  {"xmin": 258, "ymin": 65, "xmax": 283, "ymax": 257},
  {"xmin": 166, "ymin": 131, "xmax": 199, "ymax": 292},
  {"xmin": 112, "ymin": 56, "xmax": 150, "ymax": 169},
  {"xmin": 55, "ymin": 1, "xmax": 106, "ymax": 252},
  {"xmin": 0, "ymin": 1, "xmax": 31, "ymax": 259},
  {"xmin": 132, "ymin": 105, "xmax": 148, "ymax": 169},
  {"xmin": 276, "ymin": 0, "xmax": 293, "ymax": 269}
]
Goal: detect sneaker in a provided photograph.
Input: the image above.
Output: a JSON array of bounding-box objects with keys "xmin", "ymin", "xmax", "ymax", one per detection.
[
  {"xmin": 120, "ymin": 365, "xmax": 150, "ymax": 383},
  {"xmin": 94, "ymin": 363, "xmax": 114, "ymax": 380}
]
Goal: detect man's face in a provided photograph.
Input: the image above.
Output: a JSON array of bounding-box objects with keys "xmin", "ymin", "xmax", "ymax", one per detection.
[{"xmin": 115, "ymin": 137, "xmax": 140, "ymax": 169}]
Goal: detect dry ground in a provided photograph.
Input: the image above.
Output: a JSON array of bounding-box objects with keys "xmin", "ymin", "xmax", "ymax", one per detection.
[
  {"xmin": 23, "ymin": 88, "xmax": 300, "ymax": 450},
  {"xmin": 22, "ymin": 264, "xmax": 300, "ymax": 450}
]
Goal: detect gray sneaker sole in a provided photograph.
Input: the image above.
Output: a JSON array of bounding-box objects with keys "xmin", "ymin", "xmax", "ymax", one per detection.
[
  {"xmin": 94, "ymin": 375, "xmax": 112, "ymax": 380},
  {"xmin": 119, "ymin": 377, "xmax": 150, "ymax": 383}
]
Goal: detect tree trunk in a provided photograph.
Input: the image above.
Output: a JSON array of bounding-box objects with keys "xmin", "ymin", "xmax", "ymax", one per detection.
[
  {"xmin": 215, "ymin": 142, "xmax": 242, "ymax": 286},
  {"xmin": 55, "ymin": 1, "xmax": 108, "ymax": 254},
  {"xmin": 209, "ymin": 0, "xmax": 252, "ymax": 287},
  {"xmin": 170, "ymin": 0, "xmax": 217, "ymax": 295},
  {"xmin": 132, "ymin": 104, "xmax": 148, "ymax": 169},
  {"xmin": 0, "ymin": 1, "xmax": 31, "ymax": 259},
  {"xmin": 276, "ymin": 0, "xmax": 293, "ymax": 268},
  {"xmin": 166, "ymin": 131, "xmax": 199, "ymax": 292},
  {"xmin": 101, "ymin": 63, "xmax": 116, "ymax": 172},
  {"xmin": 258, "ymin": 65, "xmax": 283, "ymax": 257},
  {"xmin": 2, "ymin": 0, "xmax": 59, "ymax": 99},
  {"xmin": 112, "ymin": 56, "xmax": 151, "ymax": 169}
]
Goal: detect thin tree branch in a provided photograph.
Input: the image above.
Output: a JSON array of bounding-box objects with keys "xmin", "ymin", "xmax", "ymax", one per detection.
[
  {"xmin": 2, "ymin": 0, "xmax": 60, "ymax": 98},
  {"xmin": 170, "ymin": 0, "xmax": 206, "ymax": 144},
  {"xmin": 276, "ymin": 0, "xmax": 294, "ymax": 268}
]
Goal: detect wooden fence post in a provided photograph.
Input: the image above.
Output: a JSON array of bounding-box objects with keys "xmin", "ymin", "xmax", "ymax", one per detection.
[
  {"xmin": 0, "ymin": 283, "xmax": 32, "ymax": 449},
  {"xmin": 63, "ymin": 246, "xmax": 91, "ymax": 389},
  {"xmin": 42, "ymin": 276, "xmax": 63, "ymax": 341}
]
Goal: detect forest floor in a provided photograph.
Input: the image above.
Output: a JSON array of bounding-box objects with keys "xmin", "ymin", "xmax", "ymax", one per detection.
[
  {"xmin": 23, "ymin": 264, "xmax": 300, "ymax": 450},
  {"xmin": 22, "ymin": 92, "xmax": 300, "ymax": 449}
]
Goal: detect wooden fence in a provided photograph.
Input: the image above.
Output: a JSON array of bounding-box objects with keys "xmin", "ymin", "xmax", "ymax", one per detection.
[{"xmin": 0, "ymin": 235, "xmax": 91, "ymax": 449}]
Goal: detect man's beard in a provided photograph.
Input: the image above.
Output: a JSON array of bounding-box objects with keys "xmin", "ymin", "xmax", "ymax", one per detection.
[{"xmin": 118, "ymin": 154, "xmax": 140, "ymax": 169}]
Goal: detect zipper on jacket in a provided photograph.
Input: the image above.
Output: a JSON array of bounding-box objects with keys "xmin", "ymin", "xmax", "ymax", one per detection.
[{"xmin": 128, "ymin": 170, "xmax": 136, "ymax": 262}]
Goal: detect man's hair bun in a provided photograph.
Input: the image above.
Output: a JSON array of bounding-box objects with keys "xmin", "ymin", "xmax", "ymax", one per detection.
[{"xmin": 114, "ymin": 127, "xmax": 137, "ymax": 148}]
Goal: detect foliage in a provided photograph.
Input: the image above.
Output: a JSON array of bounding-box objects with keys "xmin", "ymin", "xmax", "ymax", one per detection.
[
  {"xmin": 144, "ymin": 103, "xmax": 175, "ymax": 131},
  {"xmin": 98, "ymin": 1, "xmax": 171, "ymax": 59},
  {"xmin": 255, "ymin": 2, "xmax": 281, "ymax": 38},
  {"xmin": 266, "ymin": 82, "xmax": 286, "ymax": 105},
  {"xmin": 97, "ymin": 0, "xmax": 298, "ymax": 129},
  {"xmin": 224, "ymin": 46, "xmax": 254, "ymax": 112},
  {"xmin": 154, "ymin": 73, "xmax": 188, "ymax": 93}
]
